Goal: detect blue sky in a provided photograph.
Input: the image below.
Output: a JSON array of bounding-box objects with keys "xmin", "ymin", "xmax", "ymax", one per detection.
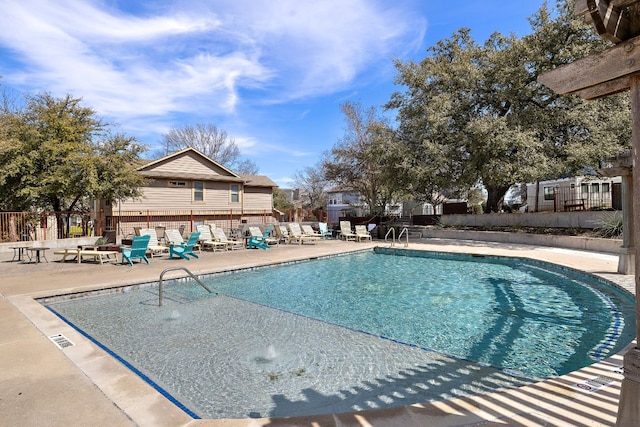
[{"xmin": 0, "ymin": 0, "xmax": 546, "ymax": 188}]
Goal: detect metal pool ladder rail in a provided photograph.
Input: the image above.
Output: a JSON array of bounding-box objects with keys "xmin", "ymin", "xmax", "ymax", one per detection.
[
  {"xmin": 158, "ymin": 267, "xmax": 213, "ymax": 306},
  {"xmin": 384, "ymin": 227, "xmax": 409, "ymax": 247}
]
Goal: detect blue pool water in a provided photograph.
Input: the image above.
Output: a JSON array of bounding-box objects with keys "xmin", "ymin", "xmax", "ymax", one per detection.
[{"xmin": 44, "ymin": 248, "xmax": 636, "ymax": 419}]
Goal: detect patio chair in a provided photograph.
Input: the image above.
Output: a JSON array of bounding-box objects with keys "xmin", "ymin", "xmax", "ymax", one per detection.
[
  {"xmin": 247, "ymin": 226, "xmax": 274, "ymax": 249},
  {"xmin": 212, "ymin": 227, "xmax": 244, "ymax": 250},
  {"xmin": 196, "ymin": 224, "xmax": 227, "ymax": 251},
  {"xmin": 318, "ymin": 222, "xmax": 333, "ymax": 239},
  {"xmin": 139, "ymin": 228, "xmax": 169, "ymax": 258},
  {"xmin": 355, "ymin": 225, "xmax": 372, "ymax": 242},
  {"xmin": 340, "ymin": 221, "xmax": 357, "ymax": 241},
  {"xmin": 274, "ymin": 224, "xmax": 292, "ymax": 244},
  {"xmin": 301, "ymin": 224, "xmax": 323, "ymax": 238},
  {"xmin": 121, "ymin": 234, "xmax": 151, "ymax": 266},
  {"xmin": 248, "ymin": 226, "xmax": 278, "ymax": 246},
  {"xmin": 287, "ymin": 223, "xmax": 319, "ymax": 245},
  {"xmin": 169, "ymin": 231, "xmax": 200, "ymax": 260},
  {"xmin": 164, "ymin": 229, "xmax": 201, "ymax": 253}
]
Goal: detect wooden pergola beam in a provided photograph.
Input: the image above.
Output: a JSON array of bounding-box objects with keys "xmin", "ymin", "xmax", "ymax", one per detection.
[
  {"xmin": 576, "ymin": 0, "xmax": 640, "ymax": 16},
  {"xmin": 575, "ymin": 0, "xmax": 640, "ymax": 43},
  {"xmin": 537, "ymin": 33, "xmax": 640, "ymax": 99}
]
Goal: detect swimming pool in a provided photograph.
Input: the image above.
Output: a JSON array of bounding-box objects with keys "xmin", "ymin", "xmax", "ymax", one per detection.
[{"xmin": 43, "ymin": 248, "xmax": 636, "ymax": 419}]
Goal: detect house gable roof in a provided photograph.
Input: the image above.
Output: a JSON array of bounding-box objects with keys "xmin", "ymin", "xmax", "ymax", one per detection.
[
  {"xmin": 139, "ymin": 147, "xmax": 277, "ymax": 187},
  {"xmin": 240, "ymin": 174, "xmax": 278, "ymax": 188},
  {"xmin": 139, "ymin": 147, "xmax": 243, "ymax": 182}
]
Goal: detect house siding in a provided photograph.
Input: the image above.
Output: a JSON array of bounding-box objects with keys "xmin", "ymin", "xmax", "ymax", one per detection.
[
  {"xmin": 243, "ymin": 187, "xmax": 272, "ymax": 211},
  {"xmin": 116, "ymin": 179, "xmax": 250, "ymax": 211},
  {"xmin": 146, "ymin": 150, "xmax": 231, "ymax": 176}
]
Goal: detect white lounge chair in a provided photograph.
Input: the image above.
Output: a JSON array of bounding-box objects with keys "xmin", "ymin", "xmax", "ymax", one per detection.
[
  {"xmin": 212, "ymin": 227, "xmax": 244, "ymax": 250},
  {"xmin": 301, "ymin": 224, "xmax": 323, "ymax": 238},
  {"xmin": 274, "ymin": 224, "xmax": 291, "ymax": 244},
  {"xmin": 287, "ymin": 223, "xmax": 319, "ymax": 245},
  {"xmin": 196, "ymin": 225, "xmax": 227, "ymax": 251},
  {"xmin": 355, "ymin": 225, "xmax": 372, "ymax": 242},
  {"xmin": 340, "ymin": 221, "xmax": 357, "ymax": 241}
]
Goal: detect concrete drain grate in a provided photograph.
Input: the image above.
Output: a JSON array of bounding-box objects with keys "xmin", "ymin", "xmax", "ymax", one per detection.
[
  {"xmin": 48, "ymin": 334, "xmax": 74, "ymax": 349},
  {"xmin": 575, "ymin": 368, "xmax": 622, "ymax": 393}
]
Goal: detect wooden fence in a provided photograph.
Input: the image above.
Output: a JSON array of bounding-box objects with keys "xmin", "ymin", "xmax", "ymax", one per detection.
[{"xmin": 0, "ymin": 208, "xmax": 320, "ymax": 243}]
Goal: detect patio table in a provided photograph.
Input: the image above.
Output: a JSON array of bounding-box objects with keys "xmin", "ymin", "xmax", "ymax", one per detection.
[
  {"xmin": 9, "ymin": 246, "xmax": 29, "ymax": 262},
  {"xmin": 25, "ymin": 247, "xmax": 49, "ymax": 263}
]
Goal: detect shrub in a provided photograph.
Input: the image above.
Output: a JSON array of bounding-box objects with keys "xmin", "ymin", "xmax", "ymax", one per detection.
[{"xmin": 595, "ymin": 212, "xmax": 623, "ymax": 239}]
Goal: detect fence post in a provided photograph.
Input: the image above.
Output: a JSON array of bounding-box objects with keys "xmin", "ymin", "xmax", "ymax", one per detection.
[{"xmin": 43, "ymin": 212, "xmax": 47, "ymax": 240}]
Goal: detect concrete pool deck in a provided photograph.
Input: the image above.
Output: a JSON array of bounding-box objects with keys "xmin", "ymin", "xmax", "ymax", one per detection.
[{"xmin": 0, "ymin": 237, "xmax": 634, "ymax": 426}]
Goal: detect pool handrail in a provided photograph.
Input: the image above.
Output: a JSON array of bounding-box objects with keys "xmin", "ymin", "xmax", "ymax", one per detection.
[
  {"xmin": 397, "ymin": 227, "xmax": 409, "ymax": 247},
  {"xmin": 385, "ymin": 227, "xmax": 409, "ymax": 247},
  {"xmin": 158, "ymin": 267, "xmax": 213, "ymax": 306},
  {"xmin": 385, "ymin": 227, "xmax": 395, "ymax": 246}
]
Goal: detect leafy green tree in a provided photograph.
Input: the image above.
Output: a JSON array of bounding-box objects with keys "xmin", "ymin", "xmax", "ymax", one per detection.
[
  {"xmin": 160, "ymin": 123, "xmax": 259, "ymax": 174},
  {"xmin": 272, "ymin": 188, "xmax": 294, "ymax": 211},
  {"xmin": 387, "ymin": 0, "xmax": 630, "ymax": 213},
  {"xmin": 0, "ymin": 92, "xmax": 146, "ymax": 237},
  {"xmin": 323, "ymin": 101, "xmax": 397, "ymax": 216}
]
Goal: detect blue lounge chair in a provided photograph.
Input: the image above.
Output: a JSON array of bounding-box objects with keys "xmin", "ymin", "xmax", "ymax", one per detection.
[
  {"xmin": 169, "ymin": 231, "xmax": 200, "ymax": 260},
  {"xmin": 247, "ymin": 226, "xmax": 272, "ymax": 249},
  {"xmin": 121, "ymin": 234, "xmax": 151, "ymax": 266},
  {"xmin": 318, "ymin": 222, "xmax": 333, "ymax": 239}
]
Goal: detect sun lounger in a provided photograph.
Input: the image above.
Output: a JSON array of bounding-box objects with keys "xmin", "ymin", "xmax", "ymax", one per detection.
[
  {"xmin": 355, "ymin": 225, "xmax": 372, "ymax": 242},
  {"xmin": 211, "ymin": 228, "xmax": 244, "ymax": 250},
  {"xmin": 301, "ymin": 224, "xmax": 323, "ymax": 238},
  {"xmin": 340, "ymin": 221, "xmax": 357, "ymax": 241},
  {"xmin": 55, "ymin": 248, "xmax": 119, "ymax": 264},
  {"xmin": 274, "ymin": 225, "xmax": 292, "ymax": 244},
  {"xmin": 196, "ymin": 225, "xmax": 228, "ymax": 251},
  {"xmin": 287, "ymin": 223, "xmax": 319, "ymax": 245}
]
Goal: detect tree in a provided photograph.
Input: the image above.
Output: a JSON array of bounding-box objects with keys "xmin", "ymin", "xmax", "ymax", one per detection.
[
  {"xmin": 293, "ymin": 162, "xmax": 329, "ymax": 210},
  {"xmin": 323, "ymin": 102, "xmax": 397, "ymax": 216},
  {"xmin": 272, "ymin": 188, "xmax": 293, "ymax": 211},
  {"xmin": 0, "ymin": 92, "xmax": 146, "ymax": 237},
  {"xmin": 387, "ymin": 0, "xmax": 630, "ymax": 213},
  {"xmin": 161, "ymin": 123, "xmax": 259, "ymax": 174}
]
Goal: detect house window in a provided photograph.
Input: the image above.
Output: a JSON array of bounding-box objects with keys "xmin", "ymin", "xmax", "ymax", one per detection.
[
  {"xmin": 602, "ymin": 182, "xmax": 610, "ymax": 193},
  {"xmin": 230, "ymin": 184, "xmax": 241, "ymax": 203},
  {"xmin": 193, "ymin": 181, "xmax": 204, "ymax": 202},
  {"xmin": 169, "ymin": 180, "xmax": 186, "ymax": 187},
  {"xmin": 543, "ymin": 187, "xmax": 555, "ymax": 201},
  {"xmin": 591, "ymin": 183, "xmax": 600, "ymax": 193},
  {"xmin": 581, "ymin": 183, "xmax": 588, "ymax": 194}
]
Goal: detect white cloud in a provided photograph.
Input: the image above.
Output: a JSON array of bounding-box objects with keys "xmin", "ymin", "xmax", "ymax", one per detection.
[{"xmin": 0, "ymin": 0, "xmax": 424, "ymax": 177}]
